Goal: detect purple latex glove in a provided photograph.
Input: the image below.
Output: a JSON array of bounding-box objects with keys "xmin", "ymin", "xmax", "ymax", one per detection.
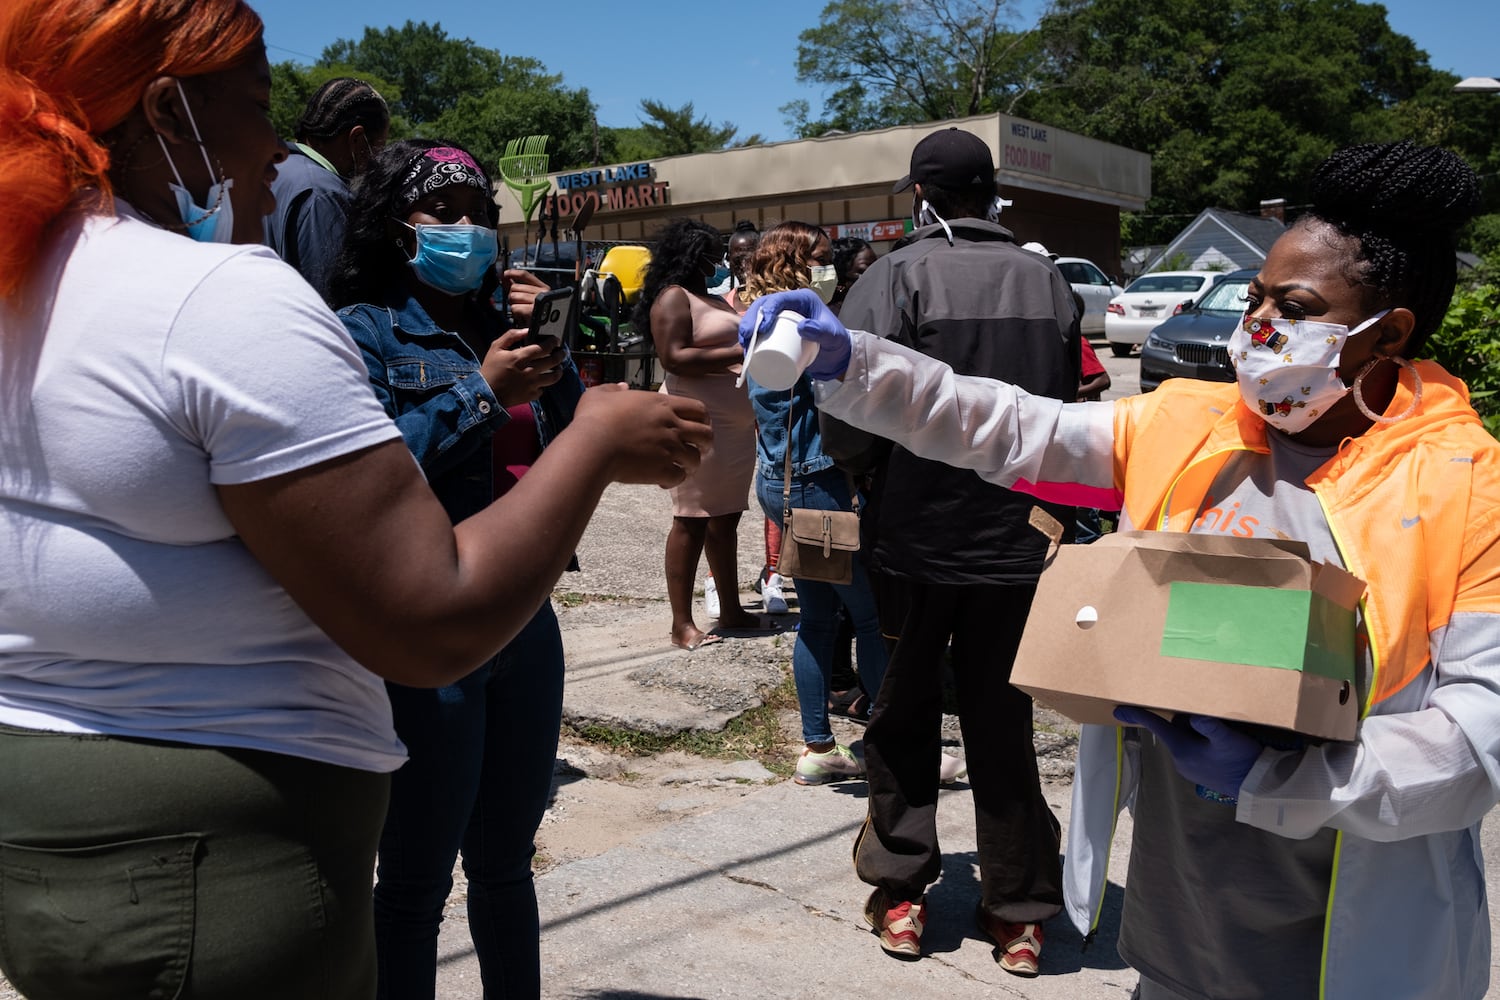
[
  {"xmin": 737, "ymin": 289, "xmax": 852, "ymax": 381},
  {"xmin": 1113, "ymin": 707, "xmax": 1264, "ymax": 800}
]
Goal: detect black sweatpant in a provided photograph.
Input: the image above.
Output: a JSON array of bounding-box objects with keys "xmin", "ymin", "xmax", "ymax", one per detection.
[{"xmin": 854, "ymin": 574, "xmax": 1063, "ymax": 924}]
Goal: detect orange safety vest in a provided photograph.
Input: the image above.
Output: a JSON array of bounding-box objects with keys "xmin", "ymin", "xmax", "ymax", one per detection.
[{"xmin": 1108, "ymin": 361, "xmax": 1499, "ymax": 711}]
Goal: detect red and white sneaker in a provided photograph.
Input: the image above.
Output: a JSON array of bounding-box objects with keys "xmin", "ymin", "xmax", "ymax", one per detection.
[
  {"xmin": 977, "ymin": 910, "xmax": 1043, "ymax": 977},
  {"xmin": 865, "ymin": 888, "xmax": 926, "ymax": 958}
]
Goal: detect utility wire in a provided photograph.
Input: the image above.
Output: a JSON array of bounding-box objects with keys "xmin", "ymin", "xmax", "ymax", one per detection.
[{"xmin": 267, "ymin": 42, "xmax": 322, "ymax": 62}]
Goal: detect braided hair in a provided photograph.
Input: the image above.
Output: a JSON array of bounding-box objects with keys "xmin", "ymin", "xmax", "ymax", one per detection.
[
  {"xmin": 1298, "ymin": 140, "xmax": 1480, "ymax": 355},
  {"xmin": 295, "ymin": 77, "xmax": 388, "ymax": 142}
]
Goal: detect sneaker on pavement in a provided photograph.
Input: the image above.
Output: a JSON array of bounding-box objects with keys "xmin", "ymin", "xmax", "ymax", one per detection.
[
  {"xmin": 762, "ymin": 572, "xmax": 789, "ymax": 614},
  {"xmin": 865, "ymin": 888, "xmax": 926, "ymax": 958},
  {"xmin": 703, "ymin": 576, "xmax": 720, "ymax": 619},
  {"xmin": 939, "ymin": 752, "xmax": 968, "ymax": 786},
  {"xmin": 793, "ymin": 744, "xmax": 863, "ymax": 785},
  {"xmin": 977, "ymin": 909, "xmax": 1043, "ymax": 977}
]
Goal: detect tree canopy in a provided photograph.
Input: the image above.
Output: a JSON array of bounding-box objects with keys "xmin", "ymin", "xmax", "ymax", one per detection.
[
  {"xmin": 788, "ymin": 0, "xmax": 1500, "ymax": 243},
  {"xmin": 632, "ymin": 100, "xmax": 762, "ymax": 157},
  {"xmin": 784, "ymin": 0, "xmax": 1041, "ymax": 136},
  {"xmin": 270, "ymin": 20, "xmax": 758, "ymax": 178}
]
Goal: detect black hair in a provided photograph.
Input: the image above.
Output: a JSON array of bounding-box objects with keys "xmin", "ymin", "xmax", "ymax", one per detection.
[
  {"xmin": 730, "ymin": 219, "xmax": 759, "ymax": 241},
  {"xmin": 328, "ymin": 138, "xmax": 499, "ymax": 309},
  {"xmin": 918, "ymin": 181, "xmax": 992, "ymax": 221},
  {"xmin": 632, "ymin": 217, "xmax": 723, "ymax": 337},
  {"xmin": 1298, "ymin": 140, "xmax": 1480, "ymax": 355},
  {"xmin": 831, "ymin": 237, "xmax": 872, "ymax": 285},
  {"xmin": 295, "ymin": 77, "xmax": 389, "ymax": 142}
]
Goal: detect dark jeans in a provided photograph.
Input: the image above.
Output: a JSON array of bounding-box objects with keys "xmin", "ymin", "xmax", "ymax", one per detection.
[
  {"xmin": 0, "ymin": 723, "xmax": 388, "ymax": 1000},
  {"xmin": 375, "ymin": 602, "xmax": 565, "ymax": 1000},
  {"xmin": 854, "ymin": 576, "xmax": 1063, "ymax": 924}
]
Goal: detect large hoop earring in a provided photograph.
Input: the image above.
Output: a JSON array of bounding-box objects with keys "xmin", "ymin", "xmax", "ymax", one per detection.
[{"xmin": 1353, "ymin": 355, "xmax": 1421, "ymax": 424}]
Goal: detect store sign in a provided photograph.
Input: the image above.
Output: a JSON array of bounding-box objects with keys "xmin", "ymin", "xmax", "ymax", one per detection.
[
  {"xmin": 1002, "ymin": 121, "xmax": 1055, "ymax": 174},
  {"xmin": 556, "ymin": 162, "xmax": 655, "ymax": 190},
  {"xmin": 545, "ymin": 183, "xmax": 670, "ymax": 218},
  {"xmin": 545, "ymin": 161, "xmax": 670, "ymax": 216},
  {"xmin": 825, "ymin": 219, "xmax": 909, "ymax": 242}
]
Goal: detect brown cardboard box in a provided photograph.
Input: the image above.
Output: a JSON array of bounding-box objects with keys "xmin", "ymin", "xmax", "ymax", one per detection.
[{"xmin": 1011, "ymin": 530, "xmax": 1366, "ymax": 741}]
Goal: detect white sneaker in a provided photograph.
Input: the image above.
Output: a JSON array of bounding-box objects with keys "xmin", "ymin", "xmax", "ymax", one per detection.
[
  {"xmin": 762, "ymin": 572, "xmax": 789, "ymax": 614},
  {"xmin": 939, "ymin": 753, "xmax": 968, "ymax": 786},
  {"xmin": 703, "ymin": 576, "xmax": 720, "ymax": 619},
  {"xmin": 794, "ymin": 744, "xmax": 864, "ymax": 785}
]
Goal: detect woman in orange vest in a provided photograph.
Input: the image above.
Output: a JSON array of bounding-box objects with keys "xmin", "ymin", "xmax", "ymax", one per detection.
[{"xmin": 740, "ymin": 140, "xmax": 1498, "ymax": 999}]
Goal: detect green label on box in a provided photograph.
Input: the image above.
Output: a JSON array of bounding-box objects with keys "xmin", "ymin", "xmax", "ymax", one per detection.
[{"xmin": 1160, "ymin": 582, "xmax": 1354, "ymax": 681}]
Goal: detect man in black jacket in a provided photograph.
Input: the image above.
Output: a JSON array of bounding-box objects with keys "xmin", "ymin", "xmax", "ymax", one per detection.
[{"xmin": 823, "ymin": 127, "xmax": 1080, "ymax": 977}]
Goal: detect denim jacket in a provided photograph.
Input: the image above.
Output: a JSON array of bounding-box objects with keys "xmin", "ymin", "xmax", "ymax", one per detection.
[
  {"xmin": 747, "ymin": 373, "xmax": 836, "ymax": 482},
  {"xmin": 339, "ymin": 291, "xmax": 584, "ymax": 524}
]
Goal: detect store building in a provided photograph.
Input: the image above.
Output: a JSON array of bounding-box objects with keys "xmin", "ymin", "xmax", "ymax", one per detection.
[{"xmin": 495, "ymin": 112, "xmax": 1151, "ymax": 273}]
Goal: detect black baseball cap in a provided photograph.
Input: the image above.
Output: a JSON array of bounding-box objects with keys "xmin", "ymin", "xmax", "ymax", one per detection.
[{"xmin": 893, "ymin": 127, "xmax": 996, "ymax": 193}]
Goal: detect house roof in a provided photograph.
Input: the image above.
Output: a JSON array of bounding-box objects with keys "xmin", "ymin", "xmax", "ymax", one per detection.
[{"xmin": 1147, "ymin": 208, "xmax": 1286, "ymax": 271}]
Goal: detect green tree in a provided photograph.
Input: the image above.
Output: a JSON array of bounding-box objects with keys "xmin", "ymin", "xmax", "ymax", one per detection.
[
  {"xmin": 1018, "ymin": 0, "xmax": 1497, "ymax": 242},
  {"xmin": 269, "ymin": 62, "xmax": 407, "ymax": 141},
  {"xmin": 785, "ymin": 0, "xmax": 1041, "ymax": 137},
  {"xmin": 312, "ymin": 21, "xmax": 611, "ymax": 172},
  {"xmin": 430, "ymin": 87, "xmax": 613, "ymax": 180},
  {"xmin": 633, "ymin": 99, "xmax": 758, "ymax": 156},
  {"xmin": 319, "ymin": 21, "xmax": 504, "ymax": 125},
  {"xmin": 608, "ymin": 126, "xmax": 662, "ymax": 163},
  {"xmin": 1429, "ymin": 267, "xmax": 1500, "ymax": 438}
]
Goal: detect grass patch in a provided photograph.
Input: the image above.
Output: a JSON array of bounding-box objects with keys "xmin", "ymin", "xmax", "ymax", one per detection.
[
  {"xmin": 561, "ymin": 669, "xmax": 800, "ymax": 773},
  {"xmin": 553, "ymin": 591, "xmax": 654, "ymax": 608}
]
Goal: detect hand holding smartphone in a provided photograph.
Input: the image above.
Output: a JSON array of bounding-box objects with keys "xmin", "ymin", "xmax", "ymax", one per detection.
[{"xmin": 525, "ymin": 285, "xmax": 575, "ymax": 347}]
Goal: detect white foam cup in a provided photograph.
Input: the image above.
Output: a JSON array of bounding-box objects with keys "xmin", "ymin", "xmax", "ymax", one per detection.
[{"xmin": 745, "ymin": 311, "xmax": 818, "ymax": 391}]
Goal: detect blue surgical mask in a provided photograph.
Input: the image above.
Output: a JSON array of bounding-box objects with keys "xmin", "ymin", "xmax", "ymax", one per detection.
[
  {"xmin": 402, "ymin": 222, "xmax": 499, "ymax": 295},
  {"xmin": 157, "ymin": 80, "xmax": 235, "ymax": 243}
]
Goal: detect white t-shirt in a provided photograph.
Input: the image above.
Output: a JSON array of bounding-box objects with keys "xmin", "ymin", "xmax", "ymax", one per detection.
[{"xmin": 0, "ymin": 202, "xmax": 406, "ymax": 772}]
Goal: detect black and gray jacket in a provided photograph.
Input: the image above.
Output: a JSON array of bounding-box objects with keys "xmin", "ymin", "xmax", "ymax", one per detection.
[{"xmin": 822, "ymin": 218, "xmax": 1081, "ymax": 585}]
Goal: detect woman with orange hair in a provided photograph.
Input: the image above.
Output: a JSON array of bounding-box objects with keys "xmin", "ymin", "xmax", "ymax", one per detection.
[{"xmin": 0, "ymin": 1, "xmax": 709, "ymax": 995}]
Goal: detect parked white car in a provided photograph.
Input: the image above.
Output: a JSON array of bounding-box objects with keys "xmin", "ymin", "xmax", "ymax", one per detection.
[
  {"xmin": 1104, "ymin": 270, "xmax": 1226, "ymax": 357},
  {"xmin": 1053, "ymin": 256, "xmax": 1123, "ymax": 336}
]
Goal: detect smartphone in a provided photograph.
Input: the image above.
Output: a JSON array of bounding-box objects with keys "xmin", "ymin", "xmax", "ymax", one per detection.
[{"xmin": 525, "ymin": 285, "xmax": 575, "ymax": 347}]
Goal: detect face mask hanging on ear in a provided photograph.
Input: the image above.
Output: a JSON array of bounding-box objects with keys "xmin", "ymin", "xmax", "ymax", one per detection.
[
  {"xmin": 912, "ymin": 195, "xmax": 955, "ymax": 246},
  {"xmin": 985, "ymin": 194, "xmax": 1013, "ymax": 222},
  {"xmin": 155, "ymin": 80, "xmax": 235, "ymax": 244}
]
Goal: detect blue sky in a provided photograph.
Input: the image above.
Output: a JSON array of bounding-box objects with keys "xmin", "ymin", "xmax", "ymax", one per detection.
[{"xmin": 251, "ymin": 0, "xmax": 1497, "ymax": 145}]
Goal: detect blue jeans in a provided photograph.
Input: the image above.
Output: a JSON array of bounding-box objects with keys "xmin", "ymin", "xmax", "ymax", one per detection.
[
  {"xmin": 757, "ymin": 470, "xmax": 888, "ymax": 745},
  {"xmin": 374, "ymin": 602, "xmax": 565, "ymax": 1000}
]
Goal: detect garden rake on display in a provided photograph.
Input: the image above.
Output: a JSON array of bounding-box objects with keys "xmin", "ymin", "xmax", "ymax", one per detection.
[{"xmin": 495, "ymin": 134, "xmax": 552, "ymax": 265}]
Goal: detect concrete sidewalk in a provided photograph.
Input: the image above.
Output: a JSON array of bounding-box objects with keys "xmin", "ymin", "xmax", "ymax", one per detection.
[
  {"xmin": 432, "ymin": 473, "xmax": 1500, "ymax": 999},
  {"xmin": 429, "ymin": 480, "xmax": 1144, "ymax": 998}
]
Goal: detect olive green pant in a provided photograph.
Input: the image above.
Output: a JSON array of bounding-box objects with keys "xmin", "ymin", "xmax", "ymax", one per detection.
[{"xmin": 0, "ymin": 723, "xmax": 389, "ymax": 1000}]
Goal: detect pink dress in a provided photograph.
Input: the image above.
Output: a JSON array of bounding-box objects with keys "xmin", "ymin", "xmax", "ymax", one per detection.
[{"xmin": 661, "ymin": 291, "xmax": 755, "ymax": 517}]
